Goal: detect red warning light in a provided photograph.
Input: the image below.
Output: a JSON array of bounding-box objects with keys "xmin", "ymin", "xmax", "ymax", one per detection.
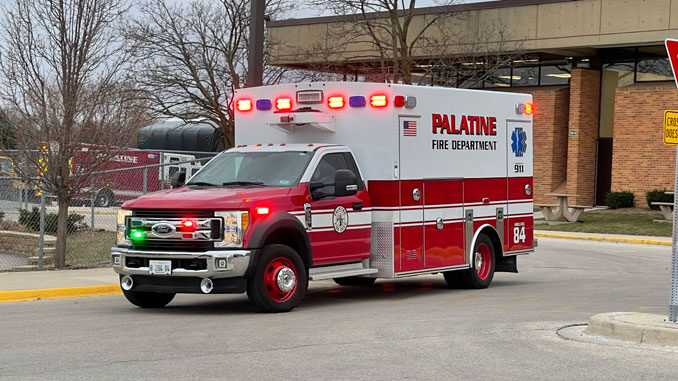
[
  {"xmin": 328, "ymin": 96, "xmax": 344, "ymax": 109},
  {"xmin": 524, "ymin": 103, "xmax": 534, "ymax": 115},
  {"xmin": 181, "ymin": 219, "xmax": 195, "ymax": 232},
  {"xmin": 276, "ymin": 98, "xmax": 292, "ymax": 110},
  {"xmin": 256, "ymin": 207, "xmax": 270, "ymax": 215},
  {"xmin": 236, "ymin": 99, "xmax": 252, "ymax": 111},
  {"xmin": 393, "ymin": 95, "xmax": 405, "ymax": 108},
  {"xmin": 370, "ymin": 95, "xmax": 387, "ymax": 107}
]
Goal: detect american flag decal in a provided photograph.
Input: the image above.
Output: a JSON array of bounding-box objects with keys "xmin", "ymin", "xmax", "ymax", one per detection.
[{"xmin": 403, "ymin": 120, "xmax": 417, "ymax": 137}]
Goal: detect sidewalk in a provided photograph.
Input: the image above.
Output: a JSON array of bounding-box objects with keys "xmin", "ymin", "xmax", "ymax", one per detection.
[
  {"xmin": 0, "ymin": 267, "xmax": 120, "ymax": 303},
  {"xmin": 535, "ymin": 230, "xmax": 672, "ymax": 246}
]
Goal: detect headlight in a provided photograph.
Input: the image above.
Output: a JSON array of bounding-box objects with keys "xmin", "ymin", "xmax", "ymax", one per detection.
[
  {"xmin": 215, "ymin": 211, "xmax": 249, "ymax": 248},
  {"xmin": 116, "ymin": 210, "xmax": 132, "ymax": 245}
]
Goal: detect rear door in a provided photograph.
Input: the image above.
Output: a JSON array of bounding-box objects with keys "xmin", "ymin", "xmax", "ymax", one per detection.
[{"xmin": 506, "ymin": 120, "xmax": 534, "ymax": 252}]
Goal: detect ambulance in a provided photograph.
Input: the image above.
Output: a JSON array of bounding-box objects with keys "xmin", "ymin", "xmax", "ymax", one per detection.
[{"xmin": 111, "ymin": 82, "xmax": 535, "ymax": 312}]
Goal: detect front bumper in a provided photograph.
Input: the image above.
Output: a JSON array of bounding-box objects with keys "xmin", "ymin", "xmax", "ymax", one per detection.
[{"xmin": 111, "ymin": 246, "xmax": 251, "ymax": 279}]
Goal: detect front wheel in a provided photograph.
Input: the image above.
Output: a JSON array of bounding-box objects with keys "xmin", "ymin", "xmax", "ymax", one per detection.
[
  {"xmin": 444, "ymin": 233, "xmax": 495, "ymax": 289},
  {"xmin": 122, "ymin": 289, "xmax": 175, "ymax": 308},
  {"xmin": 246, "ymin": 244, "xmax": 307, "ymax": 313}
]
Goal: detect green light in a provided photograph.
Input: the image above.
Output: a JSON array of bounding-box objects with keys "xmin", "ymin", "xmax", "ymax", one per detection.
[{"xmin": 131, "ymin": 230, "xmax": 144, "ymax": 240}]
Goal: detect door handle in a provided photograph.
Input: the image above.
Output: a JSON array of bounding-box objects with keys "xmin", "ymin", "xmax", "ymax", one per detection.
[
  {"xmin": 482, "ymin": 197, "xmax": 490, "ymax": 204},
  {"xmin": 352, "ymin": 202, "xmax": 363, "ymax": 211}
]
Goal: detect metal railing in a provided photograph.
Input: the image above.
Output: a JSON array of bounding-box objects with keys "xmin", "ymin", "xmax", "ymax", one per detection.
[{"xmin": 0, "ymin": 150, "xmax": 218, "ymax": 271}]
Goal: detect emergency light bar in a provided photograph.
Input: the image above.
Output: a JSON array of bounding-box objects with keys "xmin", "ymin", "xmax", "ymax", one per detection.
[{"xmin": 235, "ymin": 92, "xmax": 418, "ymax": 112}]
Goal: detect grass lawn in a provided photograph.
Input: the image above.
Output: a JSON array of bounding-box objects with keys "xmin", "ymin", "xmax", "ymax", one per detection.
[
  {"xmin": 534, "ymin": 210, "xmax": 673, "ymax": 237},
  {"xmin": 66, "ymin": 230, "xmax": 116, "ymax": 267}
]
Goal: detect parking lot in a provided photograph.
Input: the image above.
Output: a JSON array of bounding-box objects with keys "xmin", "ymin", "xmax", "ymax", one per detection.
[{"xmin": 0, "ymin": 238, "xmax": 677, "ymax": 379}]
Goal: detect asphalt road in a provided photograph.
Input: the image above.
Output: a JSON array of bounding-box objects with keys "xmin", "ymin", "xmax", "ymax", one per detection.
[{"xmin": 1, "ymin": 238, "xmax": 677, "ymax": 380}]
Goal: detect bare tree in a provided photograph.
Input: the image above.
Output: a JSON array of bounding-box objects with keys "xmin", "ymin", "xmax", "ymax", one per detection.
[
  {"xmin": 125, "ymin": 0, "xmax": 295, "ymax": 149},
  {"xmin": 298, "ymin": 0, "xmax": 524, "ymax": 86},
  {"xmin": 0, "ymin": 0, "xmax": 148, "ymax": 268}
]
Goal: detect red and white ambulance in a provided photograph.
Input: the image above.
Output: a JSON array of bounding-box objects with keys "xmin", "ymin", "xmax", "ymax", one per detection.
[{"xmin": 112, "ymin": 82, "xmax": 534, "ymax": 312}]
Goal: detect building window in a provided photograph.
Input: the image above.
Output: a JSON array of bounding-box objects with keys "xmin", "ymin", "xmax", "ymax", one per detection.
[
  {"xmin": 512, "ymin": 66, "xmax": 539, "ymax": 87},
  {"xmin": 636, "ymin": 46, "xmax": 673, "ymax": 82},
  {"xmin": 540, "ymin": 64, "xmax": 571, "ymax": 85}
]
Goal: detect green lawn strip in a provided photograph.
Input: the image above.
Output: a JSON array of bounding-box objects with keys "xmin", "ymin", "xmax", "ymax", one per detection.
[
  {"xmin": 534, "ymin": 212, "xmax": 672, "ymax": 237},
  {"xmin": 66, "ymin": 230, "xmax": 116, "ymax": 267}
]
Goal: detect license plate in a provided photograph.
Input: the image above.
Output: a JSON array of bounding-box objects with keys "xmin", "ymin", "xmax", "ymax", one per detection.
[{"xmin": 149, "ymin": 260, "xmax": 172, "ymax": 275}]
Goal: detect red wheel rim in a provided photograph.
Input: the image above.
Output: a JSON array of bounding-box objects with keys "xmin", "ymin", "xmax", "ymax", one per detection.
[
  {"xmin": 474, "ymin": 243, "xmax": 492, "ymax": 280},
  {"xmin": 263, "ymin": 257, "xmax": 298, "ymax": 303}
]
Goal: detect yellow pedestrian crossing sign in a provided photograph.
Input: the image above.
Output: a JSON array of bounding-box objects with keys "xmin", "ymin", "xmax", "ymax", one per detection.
[{"xmin": 665, "ymin": 110, "xmax": 678, "ymax": 145}]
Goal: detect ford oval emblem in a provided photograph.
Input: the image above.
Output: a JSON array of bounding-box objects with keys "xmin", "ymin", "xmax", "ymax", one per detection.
[{"xmin": 151, "ymin": 222, "xmax": 176, "ymax": 238}]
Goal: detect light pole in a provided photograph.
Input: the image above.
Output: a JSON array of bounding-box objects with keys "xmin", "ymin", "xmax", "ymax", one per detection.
[{"xmin": 247, "ymin": 0, "xmax": 265, "ymax": 88}]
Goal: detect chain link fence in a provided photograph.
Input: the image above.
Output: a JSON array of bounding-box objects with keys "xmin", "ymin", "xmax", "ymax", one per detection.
[{"xmin": 0, "ymin": 150, "xmax": 218, "ymax": 271}]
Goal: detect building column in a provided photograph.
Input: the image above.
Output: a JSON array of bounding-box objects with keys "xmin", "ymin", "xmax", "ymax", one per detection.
[{"xmin": 566, "ymin": 68, "xmax": 600, "ymax": 206}]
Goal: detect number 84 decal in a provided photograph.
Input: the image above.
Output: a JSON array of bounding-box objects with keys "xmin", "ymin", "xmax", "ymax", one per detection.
[{"xmin": 513, "ymin": 222, "xmax": 526, "ymax": 244}]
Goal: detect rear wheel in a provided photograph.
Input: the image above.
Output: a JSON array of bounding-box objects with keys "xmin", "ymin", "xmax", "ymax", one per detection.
[
  {"xmin": 444, "ymin": 233, "xmax": 495, "ymax": 289},
  {"xmin": 333, "ymin": 276, "xmax": 376, "ymax": 286},
  {"xmin": 95, "ymin": 188, "xmax": 114, "ymax": 207},
  {"xmin": 246, "ymin": 244, "xmax": 307, "ymax": 313},
  {"xmin": 121, "ymin": 288, "xmax": 175, "ymax": 308}
]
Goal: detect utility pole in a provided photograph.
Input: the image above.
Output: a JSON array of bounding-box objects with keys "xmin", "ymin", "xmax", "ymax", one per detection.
[{"xmin": 247, "ymin": 0, "xmax": 265, "ymax": 88}]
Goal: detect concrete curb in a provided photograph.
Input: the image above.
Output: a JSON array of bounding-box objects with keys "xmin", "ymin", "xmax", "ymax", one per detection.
[
  {"xmin": 534, "ymin": 232, "xmax": 671, "ymax": 246},
  {"xmin": 587, "ymin": 312, "xmax": 678, "ymax": 346},
  {"xmin": 0, "ymin": 284, "xmax": 120, "ymax": 303}
]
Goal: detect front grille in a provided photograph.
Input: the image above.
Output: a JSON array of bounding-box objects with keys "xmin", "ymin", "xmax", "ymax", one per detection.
[
  {"xmin": 132, "ymin": 209, "xmax": 214, "ymax": 218},
  {"xmin": 126, "ymin": 256, "xmax": 207, "ymax": 271},
  {"xmin": 128, "ymin": 209, "xmax": 221, "ymax": 251}
]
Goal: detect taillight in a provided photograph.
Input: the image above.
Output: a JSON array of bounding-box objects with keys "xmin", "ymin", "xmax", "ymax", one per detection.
[
  {"xmin": 328, "ymin": 96, "xmax": 344, "ymax": 109},
  {"xmin": 236, "ymin": 99, "xmax": 252, "ymax": 111},
  {"xmin": 393, "ymin": 95, "xmax": 405, "ymax": 107},
  {"xmin": 276, "ymin": 98, "xmax": 292, "ymax": 110},
  {"xmin": 370, "ymin": 95, "xmax": 387, "ymax": 107}
]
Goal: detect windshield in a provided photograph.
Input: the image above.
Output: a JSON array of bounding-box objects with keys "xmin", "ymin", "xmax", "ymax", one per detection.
[{"xmin": 187, "ymin": 150, "xmax": 313, "ymax": 187}]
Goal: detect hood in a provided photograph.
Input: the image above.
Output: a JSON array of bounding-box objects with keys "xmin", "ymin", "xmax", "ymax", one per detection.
[{"xmin": 123, "ymin": 186, "xmax": 292, "ymax": 210}]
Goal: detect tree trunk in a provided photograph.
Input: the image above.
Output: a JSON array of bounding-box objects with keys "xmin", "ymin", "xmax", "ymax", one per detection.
[{"xmin": 54, "ymin": 196, "xmax": 69, "ymax": 269}]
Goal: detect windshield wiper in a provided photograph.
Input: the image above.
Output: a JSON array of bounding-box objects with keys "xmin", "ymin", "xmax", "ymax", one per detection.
[
  {"xmin": 186, "ymin": 181, "xmax": 218, "ymax": 187},
  {"xmin": 221, "ymin": 181, "xmax": 266, "ymax": 187}
]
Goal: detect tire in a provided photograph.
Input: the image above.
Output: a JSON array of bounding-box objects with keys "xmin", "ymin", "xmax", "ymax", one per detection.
[
  {"xmin": 444, "ymin": 233, "xmax": 495, "ymax": 289},
  {"xmin": 246, "ymin": 244, "xmax": 307, "ymax": 313},
  {"xmin": 95, "ymin": 189, "xmax": 114, "ymax": 207},
  {"xmin": 333, "ymin": 276, "xmax": 377, "ymax": 286},
  {"xmin": 121, "ymin": 288, "xmax": 175, "ymax": 308}
]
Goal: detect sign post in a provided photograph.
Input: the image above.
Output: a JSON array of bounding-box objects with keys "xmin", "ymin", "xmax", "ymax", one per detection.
[{"xmin": 663, "ymin": 39, "xmax": 678, "ymax": 323}]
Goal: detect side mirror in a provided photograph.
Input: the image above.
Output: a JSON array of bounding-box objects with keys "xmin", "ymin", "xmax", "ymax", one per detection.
[
  {"xmin": 170, "ymin": 170, "xmax": 186, "ymax": 188},
  {"xmin": 335, "ymin": 169, "xmax": 358, "ymax": 197}
]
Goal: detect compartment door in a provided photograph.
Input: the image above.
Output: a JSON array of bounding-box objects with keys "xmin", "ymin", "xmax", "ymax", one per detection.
[
  {"xmin": 424, "ymin": 179, "xmax": 465, "ymax": 268},
  {"xmin": 398, "ymin": 116, "xmax": 424, "ymax": 272}
]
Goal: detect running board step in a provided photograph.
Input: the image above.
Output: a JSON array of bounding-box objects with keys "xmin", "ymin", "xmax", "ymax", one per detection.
[{"xmin": 309, "ymin": 263, "xmax": 378, "ymax": 280}]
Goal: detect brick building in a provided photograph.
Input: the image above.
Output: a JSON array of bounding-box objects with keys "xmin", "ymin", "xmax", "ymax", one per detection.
[{"xmin": 267, "ymin": 0, "xmax": 678, "ymax": 207}]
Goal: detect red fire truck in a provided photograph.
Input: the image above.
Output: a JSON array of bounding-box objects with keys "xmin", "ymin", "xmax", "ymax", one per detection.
[
  {"xmin": 112, "ymin": 82, "xmax": 535, "ymax": 312},
  {"xmin": 70, "ymin": 148, "xmax": 200, "ymax": 207}
]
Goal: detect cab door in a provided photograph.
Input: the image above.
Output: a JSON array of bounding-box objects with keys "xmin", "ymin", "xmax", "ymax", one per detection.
[{"xmin": 307, "ymin": 152, "xmax": 371, "ymax": 266}]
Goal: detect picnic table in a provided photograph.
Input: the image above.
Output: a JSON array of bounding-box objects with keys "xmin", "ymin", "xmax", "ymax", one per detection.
[
  {"xmin": 652, "ymin": 191, "xmax": 674, "ymax": 220},
  {"xmin": 536, "ymin": 193, "xmax": 591, "ymax": 222}
]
